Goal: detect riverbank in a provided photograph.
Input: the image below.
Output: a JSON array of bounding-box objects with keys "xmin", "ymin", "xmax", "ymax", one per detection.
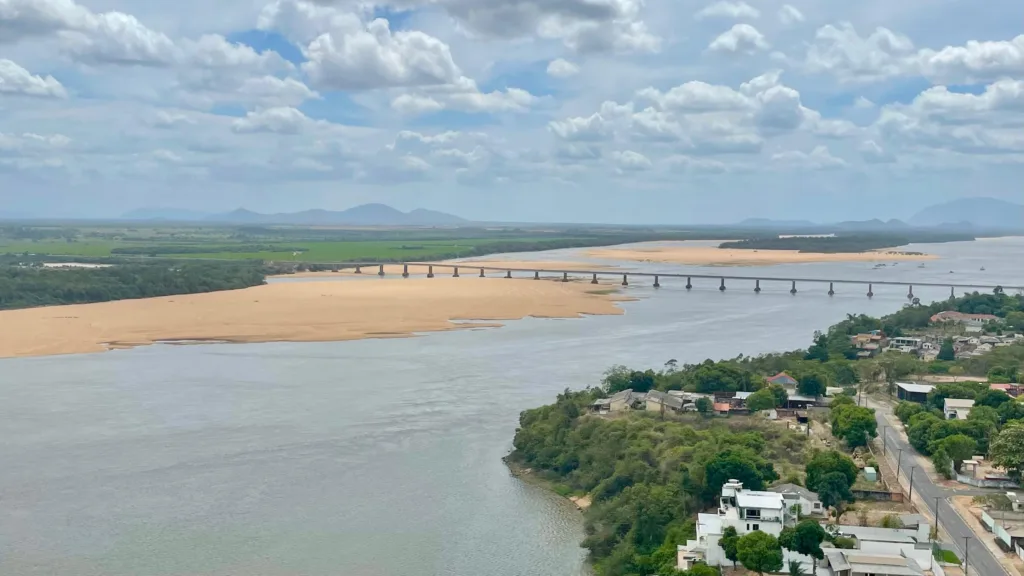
[
  {"xmin": 587, "ymin": 244, "xmax": 938, "ymax": 266},
  {"xmin": 0, "ymin": 277, "xmax": 627, "ymax": 359},
  {"xmin": 504, "ymin": 458, "xmax": 592, "ymax": 511}
]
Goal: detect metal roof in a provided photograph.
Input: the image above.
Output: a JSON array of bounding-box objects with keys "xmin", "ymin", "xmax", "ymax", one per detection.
[
  {"xmin": 770, "ymin": 483, "xmax": 819, "ymax": 501},
  {"xmin": 696, "ymin": 513, "xmax": 723, "ymax": 536},
  {"xmin": 734, "ymin": 391, "xmax": 754, "ymax": 400},
  {"xmin": 896, "ymin": 382, "xmax": 934, "ymax": 394},
  {"xmin": 944, "ymin": 398, "xmax": 976, "ymax": 409},
  {"xmin": 836, "ymin": 525, "xmax": 917, "ymax": 543}
]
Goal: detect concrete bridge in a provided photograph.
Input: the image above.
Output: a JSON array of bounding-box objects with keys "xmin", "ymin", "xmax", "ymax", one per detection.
[{"xmin": 288, "ymin": 261, "xmax": 1024, "ymax": 300}]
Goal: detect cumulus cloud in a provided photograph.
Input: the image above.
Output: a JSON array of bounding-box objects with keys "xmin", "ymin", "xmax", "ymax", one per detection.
[
  {"xmin": 859, "ymin": 140, "xmax": 896, "ymax": 164},
  {"xmin": 547, "ymin": 58, "xmax": 580, "ymax": 78},
  {"xmin": 772, "ymin": 146, "xmax": 847, "ymax": 169},
  {"xmin": 708, "ymin": 24, "xmax": 769, "ymax": 54},
  {"xmin": 0, "ymin": 59, "xmax": 67, "ymax": 97},
  {"xmin": 804, "ymin": 23, "xmax": 915, "ymax": 82},
  {"xmin": 694, "ymin": 1, "xmax": 760, "ymax": 20},
  {"xmin": 231, "ymin": 107, "xmax": 315, "ymax": 134},
  {"xmin": 610, "ymin": 149, "xmax": 652, "ymax": 171},
  {"xmin": 778, "ymin": 5, "xmax": 805, "ymax": 25},
  {"xmin": 915, "ymin": 35, "xmax": 1024, "ymax": 84}
]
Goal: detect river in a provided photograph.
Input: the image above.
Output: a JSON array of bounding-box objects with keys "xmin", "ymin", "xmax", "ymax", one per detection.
[{"xmin": 1, "ymin": 238, "xmax": 1022, "ymax": 576}]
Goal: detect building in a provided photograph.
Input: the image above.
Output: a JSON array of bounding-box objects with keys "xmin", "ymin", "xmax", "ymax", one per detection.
[
  {"xmin": 943, "ymin": 398, "xmax": 975, "ymax": 420},
  {"xmin": 713, "ymin": 402, "xmax": 731, "ymax": 416},
  {"xmin": 768, "ymin": 483, "xmax": 823, "ymax": 516},
  {"xmin": 786, "ymin": 394, "xmax": 818, "ymax": 409},
  {"xmin": 820, "ymin": 550, "xmax": 924, "ymax": 576},
  {"xmin": 851, "ymin": 332, "xmax": 887, "ymax": 359},
  {"xmin": 677, "ymin": 480, "xmax": 799, "ymax": 570},
  {"xmin": 930, "ymin": 310, "xmax": 1001, "ymax": 327},
  {"xmin": 645, "ymin": 390, "xmax": 684, "ymax": 414},
  {"xmin": 767, "ymin": 372, "xmax": 798, "ymax": 388},
  {"xmin": 896, "ymin": 382, "xmax": 934, "ymax": 403},
  {"xmin": 889, "ymin": 337, "xmax": 923, "ymax": 352}
]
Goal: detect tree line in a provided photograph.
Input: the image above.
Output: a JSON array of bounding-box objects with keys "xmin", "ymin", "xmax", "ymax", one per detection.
[
  {"xmin": 0, "ymin": 261, "xmax": 266, "ymax": 310},
  {"xmin": 718, "ymin": 232, "xmax": 974, "ymax": 254}
]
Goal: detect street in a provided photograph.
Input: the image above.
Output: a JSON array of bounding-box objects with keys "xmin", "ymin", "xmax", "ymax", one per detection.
[{"xmin": 870, "ymin": 399, "xmax": 1010, "ymax": 576}]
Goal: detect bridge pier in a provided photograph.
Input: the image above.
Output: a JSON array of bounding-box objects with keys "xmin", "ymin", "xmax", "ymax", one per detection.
[
  {"xmin": 950, "ymin": 286, "xmax": 956, "ymax": 300},
  {"xmin": 828, "ymin": 282, "xmax": 835, "ymax": 297},
  {"xmin": 790, "ymin": 280, "xmax": 797, "ymax": 295},
  {"xmin": 907, "ymin": 285, "xmax": 915, "ymax": 300},
  {"xmin": 653, "ymin": 275, "xmax": 660, "ymax": 288},
  {"xmin": 453, "ymin": 267, "xmax": 459, "ymax": 277},
  {"xmin": 622, "ymin": 274, "xmax": 629, "ymax": 287},
  {"xmin": 355, "ymin": 266, "xmax": 361, "ymax": 274},
  {"xmin": 563, "ymin": 272, "xmax": 569, "ymax": 283},
  {"xmin": 754, "ymin": 279, "xmax": 761, "ymax": 293},
  {"xmin": 427, "ymin": 265, "xmax": 434, "ymax": 278},
  {"xmin": 686, "ymin": 277, "xmax": 692, "ymax": 290},
  {"xmin": 867, "ymin": 284, "xmax": 873, "ymax": 298},
  {"xmin": 479, "ymin": 268, "xmax": 485, "ymax": 278},
  {"xmin": 719, "ymin": 278, "xmax": 726, "ymax": 292},
  {"xmin": 402, "ymin": 264, "xmax": 409, "ymax": 278},
  {"xmin": 378, "ymin": 265, "xmax": 385, "ymax": 277},
  {"xmin": 591, "ymin": 273, "xmax": 598, "ymax": 284},
  {"xmin": 534, "ymin": 271, "xmax": 540, "ymax": 280},
  {"xmin": 505, "ymin": 270, "xmax": 512, "ymax": 279}
]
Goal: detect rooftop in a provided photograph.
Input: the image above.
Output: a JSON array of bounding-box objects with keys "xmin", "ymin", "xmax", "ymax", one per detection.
[
  {"xmin": 767, "ymin": 372, "xmax": 798, "ymax": 385},
  {"xmin": 713, "ymin": 402, "xmax": 731, "ymax": 412},
  {"xmin": 769, "ymin": 483, "xmax": 819, "ymax": 501},
  {"xmin": 696, "ymin": 512, "xmax": 723, "ymax": 536},
  {"xmin": 897, "ymin": 382, "xmax": 935, "ymax": 394},
  {"xmin": 824, "ymin": 550, "xmax": 923, "ymax": 576},
  {"xmin": 835, "ymin": 525, "xmax": 917, "ymax": 543},
  {"xmin": 734, "ymin": 391, "xmax": 754, "ymax": 400},
  {"xmin": 736, "ymin": 490, "xmax": 785, "ymax": 509},
  {"xmin": 944, "ymin": 398, "xmax": 976, "ymax": 409}
]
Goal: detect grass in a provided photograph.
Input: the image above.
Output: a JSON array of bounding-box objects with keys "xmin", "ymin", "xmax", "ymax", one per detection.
[
  {"xmin": 0, "ymin": 238, "xmax": 564, "ymax": 262},
  {"xmin": 934, "ymin": 548, "xmax": 960, "ymax": 564}
]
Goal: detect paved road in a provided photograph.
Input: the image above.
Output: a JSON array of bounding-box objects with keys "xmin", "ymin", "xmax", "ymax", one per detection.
[{"xmin": 871, "ymin": 402, "xmax": 1009, "ymax": 576}]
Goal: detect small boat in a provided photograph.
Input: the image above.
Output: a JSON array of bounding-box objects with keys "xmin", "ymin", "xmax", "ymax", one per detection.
[
  {"xmin": 981, "ymin": 266, "xmax": 986, "ymax": 271},
  {"xmin": 918, "ymin": 264, "xmax": 926, "ymax": 268}
]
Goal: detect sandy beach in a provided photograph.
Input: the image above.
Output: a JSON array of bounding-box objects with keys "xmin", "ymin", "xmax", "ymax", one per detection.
[
  {"xmin": 587, "ymin": 244, "xmax": 937, "ymax": 266},
  {"xmin": 276, "ymin": 260, "xmax": 613, "ymax": 278},
  {"xmin": 0, "ymin": 277, "xmax": 625, "ymax": 359}
]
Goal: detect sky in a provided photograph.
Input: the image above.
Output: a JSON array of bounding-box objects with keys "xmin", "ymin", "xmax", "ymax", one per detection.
[{"xmin": 1, "ymin": 0, "xmax": 1023, "ymax": 224}]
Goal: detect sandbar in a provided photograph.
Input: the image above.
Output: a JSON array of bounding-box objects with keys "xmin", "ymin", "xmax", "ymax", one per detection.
[
  {"xmin": 275, "ymin": 260, "xmax": 613, "ymax": 278},
  {"xmin": 0, "ymin": 277, "xmax": 625, "ymax": 359},
  {"xmin": 587, "ymin": 244, "xmax": 937, "ymax": 267}
]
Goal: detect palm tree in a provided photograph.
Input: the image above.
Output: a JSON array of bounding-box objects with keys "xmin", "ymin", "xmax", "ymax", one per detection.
[{"xmin": 787, "ymin": 560, "xmax": 808, "ymax": 576}]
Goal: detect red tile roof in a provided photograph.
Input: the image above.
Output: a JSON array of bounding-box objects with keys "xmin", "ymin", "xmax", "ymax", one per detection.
[{"xmin": 767, "ymin": 372, "xmax": 798, "ymax": 385}]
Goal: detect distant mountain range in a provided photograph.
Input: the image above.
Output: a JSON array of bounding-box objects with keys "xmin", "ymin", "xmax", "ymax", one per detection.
[
  {"xmin": 120, "ymin": 204, "xmax": 467, "ymax": 226},
  {"xmin": 909, "ymin": 197, "xmax": 1024, "ymax": 230}
]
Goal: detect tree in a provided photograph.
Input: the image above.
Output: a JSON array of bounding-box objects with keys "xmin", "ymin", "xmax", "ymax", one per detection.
[
  {"xmin": 736, "ymin": 531, "xmax": 784, "ymax": 575},
  {"xmin": 818, "ymin": 472, "xmax": 855, "ymax": 522},
  {"xmin": 805, "ymin": 333, "xmax": 831, "ymax": 362},
  {"xmin": 830, "ymin": 404, "xmax": 878, "ymax": 448},
  {"xmin": 798, "ymin": 371, "xmax": 827, "ymax": 397},
  {"xmin": 805, "ymin": 451, "xmax": 858, "ymax": 492},
  {"xmin": 938, "ymin": 339, "xmax": 956, "ymax": 361},
  {"xmin": 948, "ymin": 366, "xmax": 965, "ymax": 382},
  {"xmin": 998, "ymin": 400, "xmax": 1024, "ymax": 424},
  {"xmin": 720, "ymin": 526, "xmax": 739, "ymax": 569},
  {"xmin": 934, "ymin": 434, "xmax": 977, "ymax": 471},
  {"xmin": 603, "ymin": 365, "xmax": 633, "ymax": 394},
  {"xmin": 975, "ymin": 389, "xmax": 1012, "ymax": 408},
  {"xmin": 695, "ymin": 396, "xmax": 713, "ymax": 416},
  {"xmin": 779, "ymin": 519, "xmax": 827, "ymax": 573},
  {"xmin": 680, "ymin": 564, "xmax": 718, "ymax": 576},
  {"xmin": 704, "ymin": 449, "xmax": 778, "ymax": 500},
  {"xmin": 768, "ymin": 384, "xmax": 789, "ymax": 407},
  {"xmin": 747, "ymin": 389, "xmax": 776, "ymax": 412},
  {"xmin": 787, "ymin": 560, "xmax": 808, "ymax": 576},
  {"xmin": 990, "ymin": 421, "xmax": 1024, "ymax": 480}
]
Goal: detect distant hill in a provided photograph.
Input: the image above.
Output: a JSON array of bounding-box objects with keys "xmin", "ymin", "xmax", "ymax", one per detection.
[
  {"xmin": 833, "ymin": 218, "xmax": 910, "ymax": 232},
  {"xmin": 911, "ymin": 198, "xmax": 1024, "ymax": 230},
  {"xmin": 737, "ymin": 218, "xmax": 816, "ymax": 228},
  {"xmin": 121, "ymin": 204, "xmax": 467, "ymax": 226}
]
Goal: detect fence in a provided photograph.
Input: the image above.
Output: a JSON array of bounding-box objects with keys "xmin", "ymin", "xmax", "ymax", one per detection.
[
  {"xmin": 852, "ymin": 489, "xmax": 905, "ymax": 502},
  {"xmin": 955, "ymin": 473, "xmax": 1018, "ymax": 488}
]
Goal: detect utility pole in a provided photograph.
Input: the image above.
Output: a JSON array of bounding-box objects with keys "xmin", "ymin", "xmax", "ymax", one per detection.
[
  {"xmin": 933, "ymin": 497, "xmax": 941, "ymax": 541},
  {"xmin": 908, "ymin": 466, "xmax": 917, "ymax": 500},
  {"xmin": 963, "ymin": 536, "xmax": 970, "ymax": 573},
  {"xmin": 882, "ymin": 426, "xmax": 889, "ymax": 455},
  {"xmin": 896, "ymin": 448, "xmax": 904, "ymax": 480}
]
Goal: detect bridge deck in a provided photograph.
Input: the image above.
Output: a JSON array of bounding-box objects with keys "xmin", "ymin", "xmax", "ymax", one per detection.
[{"xmin": 284, "ymin": 261, "xmax": 1024, "ymax": 292}]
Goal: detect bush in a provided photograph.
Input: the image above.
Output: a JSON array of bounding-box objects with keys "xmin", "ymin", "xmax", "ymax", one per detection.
[{"xmin": 832, "ymin": 536, "xmax": 856, "ymax": 549}]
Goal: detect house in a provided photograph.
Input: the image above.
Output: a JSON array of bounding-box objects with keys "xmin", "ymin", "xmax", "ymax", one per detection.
[
  {"xmin": 645, "ymin": 390, "xmax": 684, "ymax": 414},
  {"xmin": 930, "ymin": 310, "xmax": 1001, "ymax": 328},
  {"xmin": 608, "ymin": 389, "xmax": 642, "ymax": 412},
  {"xmin": 851, "ymin": 332, "xmax": 888, "ymax": 358},
  {"xmin": 713, "ymin": 402, "xmax": 731, "ymax": 416},
  {"xmin": 767, "ymin": 372, "xmax": 798, "ymax": 388},
  {"xmin": 677, "ymin": 480, "xmax": 799, "ymax": 570},
  {"xmin": 769, "ymin": 483, "xmax": 823, "ymax": 516},
  {"xmin": 943, "ymin": 398, "xmax": 975, "ymax": 420},
  {"xmin": 889, "ymin": 337, "xmax": 923, "ymax": 352},
  {"xmin": 896, "ymin": 382, "xmax": 934, "ymax": 403},
  {"xmin": 820, "ymin": 550, "xmax": 924, "ymax": 576},
  {"xmin": 990, "ymin": 383, "xmax": 1022, "ymax": 397},
  {"xmin": 786, "ymin": 394, "xmax": 818, "ymax": 409}
]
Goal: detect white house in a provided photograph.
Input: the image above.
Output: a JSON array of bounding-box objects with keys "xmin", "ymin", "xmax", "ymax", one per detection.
[
  {"xmin": 943, "ymin": 398, "xmax": 975, "ymax": 420},
  {"xmin": 769, "ymin": 483, "xmax": 823, "ymax": 516},
  {"xmin": 677, "ymin": 479, "xmax": 803, "ymax": 570},
  {"xmin": 831, "ymin": 523, "xmax": 933, "ymax": 570}
]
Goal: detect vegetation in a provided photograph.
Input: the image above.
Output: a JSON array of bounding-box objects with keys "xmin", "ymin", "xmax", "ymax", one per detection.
[
  {"xmin": 779, "ymin": 520, "xmax": 828, "ymax": 573},
  {"xmin": 990, "ymin": 421, "xmax": 1024, "ymax": 480},
  {"xmin": 829, "ymin": 395, "xmax": 878, "ymax": 448},
  {"xmin": 736, "ymin": 531, "xmax": 783, "ymax": 575},
  {"xmin": 508, "ymin": 386, "xmax": 807, "ymax": 575},
  {"xmin": 717, "ymin": 232, "xmax": 973, "ymax": 254},
  {"xmin": 0, "ymin": 261, "xmax": 265, "ymax": 310}
]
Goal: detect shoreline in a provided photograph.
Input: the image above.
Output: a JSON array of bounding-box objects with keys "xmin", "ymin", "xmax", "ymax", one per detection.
[
  {"xmin": 587, "ymin": 244, "xmax": 938, "ymax": 266},
  {"xmin": 504, "ymin": 457, "xmax": 592, "ymax": 511},
  {"xmin": 0, "ymin": 277, "xmax": 628, "ymax": 360}
]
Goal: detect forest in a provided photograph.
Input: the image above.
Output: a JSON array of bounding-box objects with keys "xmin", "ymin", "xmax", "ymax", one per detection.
[
  {"xmin": 0, "ymin": 261, "xmax": 266, "ymax": 310},
  {"xmin": 718, "ymin": 232, "xmax": 973, "ymax": 253}
]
